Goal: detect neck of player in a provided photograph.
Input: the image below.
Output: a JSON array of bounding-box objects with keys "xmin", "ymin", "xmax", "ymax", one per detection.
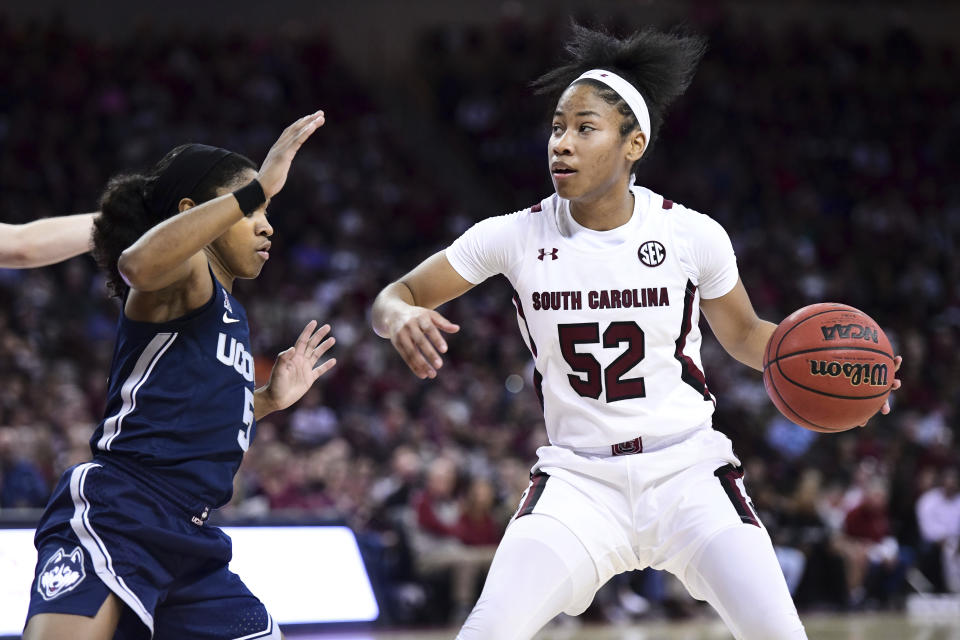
[
  {"xmin": 204, "ymin": 248, "xmax": 236, "ymax": 293},
  {"xmin": 569, "ymin": 182, "xmax": 635, "ymax": 232}
]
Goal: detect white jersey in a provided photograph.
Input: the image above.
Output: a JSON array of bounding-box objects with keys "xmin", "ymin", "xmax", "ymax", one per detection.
[{"xmin": 446, "ymin": 185, "xmax": 739, "ymax": 448}]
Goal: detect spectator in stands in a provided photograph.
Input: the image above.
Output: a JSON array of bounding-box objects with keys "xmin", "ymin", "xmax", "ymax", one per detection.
[
  {"xmin": 455, "ymin": 477, "xmax": 502, "ymax": 547},
  {"xmin": 408, "ymin": 456, "xmax": 496, "ymax": 623},
  {"xmin": 915, "ymin": 467, "xmax": 960, "ymax": 592},
  {"xmin": 780, "ymin": 469, "xmax": 847, "ymax": 608},
  {"xmin": 0, "ymin": 426, "xmax": 49, "ymax": 509},
  {"xmin": 838, "ymin": 478, "xmax": 903, "ymax": 607}
]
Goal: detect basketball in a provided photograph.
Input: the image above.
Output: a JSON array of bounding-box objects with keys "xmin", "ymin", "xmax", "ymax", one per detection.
[{"xmin": 762, "ymin": 303, "xmax": 895, "ymax": 433}]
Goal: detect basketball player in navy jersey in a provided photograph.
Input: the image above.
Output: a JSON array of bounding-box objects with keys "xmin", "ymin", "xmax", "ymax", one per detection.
[
  {"xmin": 0, "ymin": 212, "xmax": 96, "ymax": 268},
  {"xmin": 24, "ymin": 111, "xmax": 333, "ymax": 639},
  {"xmin": 373, "ymin": 26, "xmax": 901, "ymax": 639}
]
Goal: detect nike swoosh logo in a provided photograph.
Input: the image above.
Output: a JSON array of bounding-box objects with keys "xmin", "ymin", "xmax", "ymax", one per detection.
[{"xmin": 223, "ymin": 311, "xmax": 240, "ymax": 324}]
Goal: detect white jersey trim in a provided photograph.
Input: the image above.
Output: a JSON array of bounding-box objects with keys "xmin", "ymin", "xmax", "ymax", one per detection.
[
  {"xmin": 97, "ymin": 332, "xmax": 178, "ymax": 451},
  {"xmin": 69, "ymin": 462, "xmax": 155, "ymax": 632}
]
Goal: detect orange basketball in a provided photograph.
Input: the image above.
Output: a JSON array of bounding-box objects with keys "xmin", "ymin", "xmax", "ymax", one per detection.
[{"xmin": 762, "ymin": 303, "xmax": 894, "ymax": 433}]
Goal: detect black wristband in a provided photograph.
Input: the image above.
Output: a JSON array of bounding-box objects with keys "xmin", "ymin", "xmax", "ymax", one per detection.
[{"xmin": 233, "ymin": 179, "xmax": 266, "ymax": 217}]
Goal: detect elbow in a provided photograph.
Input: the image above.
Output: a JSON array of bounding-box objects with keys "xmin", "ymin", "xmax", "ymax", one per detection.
[
  {"xmin": 3, "ymin": 230, "xmax": 36, "ymax": 267},
  {"xmin": 6, "ymin": 246, "xmax": 32, "ymax": 268},
  {"xmin": 117, "ymin": 247, "xmax": 157, "ymax": 291}
]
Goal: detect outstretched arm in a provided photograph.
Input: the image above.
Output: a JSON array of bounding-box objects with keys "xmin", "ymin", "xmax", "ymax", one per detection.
[
  {"xmin": 0, "ymin": 213, "xmax": 96, "ymax": 268},
  {"xmin": 372, "ymin": 251, "xmax": 474, "ymax": 379}
]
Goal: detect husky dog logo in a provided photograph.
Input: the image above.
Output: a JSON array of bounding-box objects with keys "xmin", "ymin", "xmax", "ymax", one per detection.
[{"xmin": 38, "ymin": 546, "xmax": 86, "ymax": 601}]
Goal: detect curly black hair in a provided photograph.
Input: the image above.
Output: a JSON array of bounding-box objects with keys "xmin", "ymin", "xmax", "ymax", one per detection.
[
  {"xmin": 532, "ymin": 23, "xmax": 707, "ymax": 172},
  {"xmin": 92, "ymin": 145, "xmax": 255, "ymax": 298}
]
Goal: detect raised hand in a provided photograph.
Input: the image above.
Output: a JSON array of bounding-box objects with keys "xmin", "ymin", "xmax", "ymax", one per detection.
[
  {"xmin": 257, "ymin": 110, "xmax": 326, "ymax": 198},
  {"xmin": 258, "ymin": 321, "xmax": 336, "ymax": 415},
  {"xmin": 389, "ymin": 306, "xmax": 460, "ymax": 379}
]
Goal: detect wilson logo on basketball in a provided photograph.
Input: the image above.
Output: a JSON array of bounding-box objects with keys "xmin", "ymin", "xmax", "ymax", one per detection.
[
  {"xmin": 638, "ymin": 241, "xmax": 665, "ymax": 267},
  {"xmin": 820, "ymin": 323, "xmax": 879, "ymax": 343},
  {"xmin": 809, "ymin": 361, "xmax": 888, "ymax": 386}
]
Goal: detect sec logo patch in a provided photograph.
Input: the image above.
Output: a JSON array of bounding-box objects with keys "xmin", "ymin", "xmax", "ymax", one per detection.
[{"xmin": 638, "ymin": 241, "xmax": 666, "ymax": 267}]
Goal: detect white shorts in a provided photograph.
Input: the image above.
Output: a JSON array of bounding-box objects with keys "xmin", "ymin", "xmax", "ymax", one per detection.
[{"xmin": 513, "ymin": 428, "xmax": 760, "ymax": 607}]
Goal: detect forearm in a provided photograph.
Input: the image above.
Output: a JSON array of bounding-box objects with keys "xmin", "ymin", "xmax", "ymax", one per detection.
[
  {"xmin": 371, "ymin": 280, "xmax": 416, "ymax": 338},
  {"xmin": 726, "ymin": 318, "xmax": 777, "ymax": 371},
  {"xmin": 118, "ymin": 193, "xmax": 244, "ymax": 290},
  {"xmin": 0, "ymin": 213, "xmax": 96, "ymax": 268}
]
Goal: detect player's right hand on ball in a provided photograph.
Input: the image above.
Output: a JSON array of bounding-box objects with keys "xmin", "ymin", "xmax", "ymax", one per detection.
[
  {"xmin": 257, "ymin": 110, "xmax": 326, "ymax": 198},
  {"xmin": 389, "ymin": 306, "xmax": 460, "ymax": 379},
  {"xmin": 860, "ymin": 355, "xmax": 903, "ymax": 427}
]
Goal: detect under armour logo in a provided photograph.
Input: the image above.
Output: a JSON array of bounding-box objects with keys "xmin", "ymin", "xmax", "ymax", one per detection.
[{"xmin": 538, "ymin": 248, "xmax": 559, "ymax": 261}]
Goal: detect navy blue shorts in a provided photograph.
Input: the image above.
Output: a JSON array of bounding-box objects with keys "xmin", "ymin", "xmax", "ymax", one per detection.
[{"xmin": 27, "ymin": 461, "xmax": 280, "ymax": 639}]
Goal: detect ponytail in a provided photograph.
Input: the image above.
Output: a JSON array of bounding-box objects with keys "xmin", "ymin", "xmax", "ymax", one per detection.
[
  {"xmin": 93, "ymin": 173, "xmax": 156, "ymax": 298},
  {"xmin": 91, "ymin": 144, "xmax": 256, "ymax": 298},
  {"xmin": 533, "ymin": 23, "xmax": 706, "ymax": 164}
]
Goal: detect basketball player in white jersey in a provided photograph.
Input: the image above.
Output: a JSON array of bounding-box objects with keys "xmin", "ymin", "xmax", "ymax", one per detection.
[
  {"xmin": 372, "ymin": 25, "xmax": 900, "ymax": 640},
  {"xmin": 0, "ymin": 212, "xmax": 96, "ymax": 268}
]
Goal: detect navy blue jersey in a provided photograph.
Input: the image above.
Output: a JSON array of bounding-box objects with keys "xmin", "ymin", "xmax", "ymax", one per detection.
[{"xmin": 90, "ymin": 270, "xmax": 256, "ymax": 508}]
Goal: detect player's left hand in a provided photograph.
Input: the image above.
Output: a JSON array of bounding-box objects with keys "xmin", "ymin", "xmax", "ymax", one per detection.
[
  {"xmin": 261, "ymin": 320, "xmax": 336, "ymax": 412},
  {"xmin": 860, "ymin": 355, "xmax": 902, "ymax": 427}
]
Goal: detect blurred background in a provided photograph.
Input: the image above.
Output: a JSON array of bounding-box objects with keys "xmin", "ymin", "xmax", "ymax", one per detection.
[{"xmin": 1, "ymin": 0, "xmax": 959, "ymax": 635}]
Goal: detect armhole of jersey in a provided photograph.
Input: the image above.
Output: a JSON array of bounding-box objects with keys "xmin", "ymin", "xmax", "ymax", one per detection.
[
  {"xmin": 120, "ymin": 266, "xmax": 220, "ymax": 329},
  {"xmin": 504, "ymin": 204, "xmax": 539, "ymax": 284},
  {"xmin": 665, "ymin": 205, "xmax": 699, "ymax": 288},
  {"xmin": 207, "ymin": 262, "xmax": 223, "ymax": 295}
]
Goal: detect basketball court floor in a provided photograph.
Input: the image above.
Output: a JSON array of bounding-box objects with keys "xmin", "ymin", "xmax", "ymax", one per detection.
[{"xmin": 289, "ymin": 612, "xmax": 960, "ymax": 640}]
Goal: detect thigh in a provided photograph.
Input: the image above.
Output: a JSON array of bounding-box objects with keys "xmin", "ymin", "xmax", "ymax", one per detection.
[
  {"xmin": 27, "ymin": 464, "xmax": 159, "ymax": 634},
  {"xmin": 650, "ymin": 462, "xmax": 764, "ymax": 572},
  {"xmin": 517, "ymin": 468, "xmax": 637, "ymax": 586},
  {"xmin": 154, "ymin": 562, "xmax": 280, "ymax": 640},
  {"xmin": 28, "ymin": 541, "xmax": 116, "ymax": 622},
  {"xmin": 457, "ymin": 514, "xmax": 598, "ymax": 640},
  {"xmin": 680, "ymin": 525, "xmax": 807, "ymax": 640},
  {"xmin": 23, "ymin": 594, "xmax": 123, "ymax": 640}
]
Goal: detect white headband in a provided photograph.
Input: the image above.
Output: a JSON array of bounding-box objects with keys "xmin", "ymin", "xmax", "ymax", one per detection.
[{"xmin": 573, "ymin": 69, "xmax": 651, "ymax": 145}]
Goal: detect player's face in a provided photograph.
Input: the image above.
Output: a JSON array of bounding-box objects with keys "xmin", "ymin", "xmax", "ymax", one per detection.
[
  {"xmin": 548, "ymin": 84, "xmax": 636, "ymax": 202},
  {"xmin": 210, "ymin": 168, "xmax": 274, "ymax": 280}
]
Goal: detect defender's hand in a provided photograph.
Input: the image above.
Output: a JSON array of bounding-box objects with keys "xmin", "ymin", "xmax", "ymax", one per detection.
[
  {"xmin": 257, "ymin": 110, "xmax": 326, "ymax": 199},
  {"xmin": 389, "ymin": 307, "xmax": 459, "ymax": 379},
  {"xmin": 260, "ymin": 321, "xmax": 336, "ymax": 413}
]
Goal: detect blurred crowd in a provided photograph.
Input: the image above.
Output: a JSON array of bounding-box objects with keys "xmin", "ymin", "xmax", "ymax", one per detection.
[{"xmin": 2, "ymin": 6, "xmax": 960, "ymax": 627}]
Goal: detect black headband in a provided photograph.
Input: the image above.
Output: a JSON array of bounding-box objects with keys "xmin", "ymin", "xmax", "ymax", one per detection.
[{"xmin": 144, "ymin": 144, "xmax": 236, "ymax": 218}]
